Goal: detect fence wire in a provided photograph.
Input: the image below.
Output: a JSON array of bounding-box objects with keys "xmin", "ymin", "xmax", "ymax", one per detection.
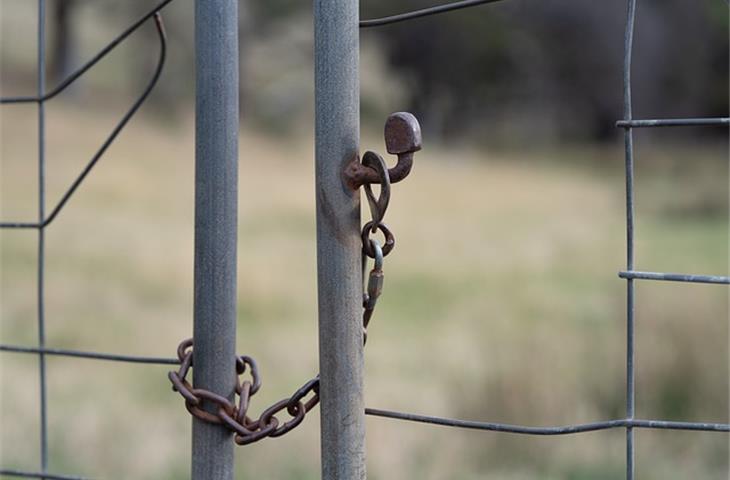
[
  {"xmin": 0, "ymin": 0, "xmax": 172, "ymax": 478},
  {"xmin": 360, "ymin": 4, "xmax": 729, "ymax": 480},
  {"xmin": 1, "ymin": 0, "xmax": 728, "ymax": 479}
]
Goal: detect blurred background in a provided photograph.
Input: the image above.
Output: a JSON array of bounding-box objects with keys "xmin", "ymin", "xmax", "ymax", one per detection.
[{"xmin": 1, "ymin": 0, "xmax": 728, "ymax": 478}]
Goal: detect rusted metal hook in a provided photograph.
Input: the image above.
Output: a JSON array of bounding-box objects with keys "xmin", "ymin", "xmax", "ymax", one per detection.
[{"xmin": 344, "ymin": 112, "xmax": 422, "ymax": 190}]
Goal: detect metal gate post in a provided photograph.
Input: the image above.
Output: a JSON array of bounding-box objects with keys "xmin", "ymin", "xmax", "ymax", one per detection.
[
  {"xmin": 314, "ymin": 0, "xmax": 366, "ymax": 479},
  {"xmin": 192, "ymin": 0, "xmax": 239, "ymax": 478}
]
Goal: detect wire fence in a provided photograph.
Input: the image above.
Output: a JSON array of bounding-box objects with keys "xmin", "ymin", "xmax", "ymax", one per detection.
[
  {"xmin": 1, "ymin": 1, "xmax": 173, "ymax": 478},
  {"xmin": 1, "ymin": 0, "xmax": 728, "ymax": 479}
]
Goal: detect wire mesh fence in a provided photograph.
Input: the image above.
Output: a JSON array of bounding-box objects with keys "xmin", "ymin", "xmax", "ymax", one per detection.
[
  {"xmin": 0, "ymin": 0, "xmax": 728, "ymax": 479},
  {"xmin": 1, "ymin": 1, "xmax": 173, "ymax": 478}
]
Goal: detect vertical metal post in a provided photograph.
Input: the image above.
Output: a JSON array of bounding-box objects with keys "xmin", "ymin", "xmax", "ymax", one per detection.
[
  {"xmin": 314, "ymin": 1, "xmax": 365, "ymax": 479},
  {"xmin": 192, "ymin": 0, "xmax": 238, "ymax": 479}
]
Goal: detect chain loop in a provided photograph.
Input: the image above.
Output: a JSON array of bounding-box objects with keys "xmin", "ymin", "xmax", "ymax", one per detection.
[
  {"xmin": 361, "ymin": 151, "xmax": 391, "ymax": 230},
  {"xmin": 361, "ymin": 221, "xmax": 395, "ymax": 258},
  {"xmin": 169, "ymin": 144, "xmax": 399, "ymax": 445}
]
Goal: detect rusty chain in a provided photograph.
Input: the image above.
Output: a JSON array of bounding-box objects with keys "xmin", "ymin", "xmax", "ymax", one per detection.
[{"xmin": 168, "ymin": 114, "xmax": 421, "ymax": 444}]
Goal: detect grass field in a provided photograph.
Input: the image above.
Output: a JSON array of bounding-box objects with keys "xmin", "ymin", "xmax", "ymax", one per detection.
[{"xmin": 1, "ymin": 99, "xmax": 728, "ymax": 479}]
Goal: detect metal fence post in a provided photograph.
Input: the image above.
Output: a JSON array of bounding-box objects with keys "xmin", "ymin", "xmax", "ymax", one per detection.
[
  {"xmin": 192, "ymin": 0, "xmax": 239, "ymax": 478},
  {"xmin": 314, "ymin": 0, "xmax": 365, "ymax": 479}
]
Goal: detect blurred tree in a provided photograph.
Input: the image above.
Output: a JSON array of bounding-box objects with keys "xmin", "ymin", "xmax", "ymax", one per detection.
[
  {"xmin": 42, "ymin": 0, "xmax": 727, "ymax": 141},
  {"xmin": 363, "ymin": 0, "xmax": 728, "ymax": 142}
]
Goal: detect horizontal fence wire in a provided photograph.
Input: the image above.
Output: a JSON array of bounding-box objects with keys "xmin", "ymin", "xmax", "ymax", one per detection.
[
  {"xmin": 617, "ymin": 117, "xmax": 730, "ymax": 128},
  {"xmin": 360, "ymin": 0, "xmax": 505, "ymax": 28},
  {"xmin": 365, "ymin": 409, "xmax": 730, "ymax": 434},
  {"xmin": 0, "ymin": 470, "xmax": 88, "ymax": 480},
  {"xmin": 619, "ymin": 270, "xmax": 730, "ymax": 285},
  {"xmin": 0, "ymin": 345, "xmax": 179, "ymax": 365}
]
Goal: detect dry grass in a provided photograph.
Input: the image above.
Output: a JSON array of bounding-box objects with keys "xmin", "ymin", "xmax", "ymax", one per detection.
[{"xmin": 1, "ymin": 100, "xmax": 728, "ymax": 479}]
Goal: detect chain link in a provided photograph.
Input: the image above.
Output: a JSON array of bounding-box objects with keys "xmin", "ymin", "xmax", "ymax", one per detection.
[{"xmin": 169, "ymin": 159, "xmax": 394, "ymax": 445}]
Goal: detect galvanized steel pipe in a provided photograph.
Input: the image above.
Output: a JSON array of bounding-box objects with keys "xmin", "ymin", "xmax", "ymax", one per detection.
[
  {"xmin": 314, "ymin": 0, "xmax": 366, "ymax": 478},
  {"xmin": 192, "ymin": 0, "xmax": 239, "ymax": 478}
]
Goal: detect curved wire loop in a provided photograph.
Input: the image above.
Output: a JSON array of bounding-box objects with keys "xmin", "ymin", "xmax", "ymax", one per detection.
[{"xmin": 0, "ymin": 9, "xmax": 169, "ymax": 229}]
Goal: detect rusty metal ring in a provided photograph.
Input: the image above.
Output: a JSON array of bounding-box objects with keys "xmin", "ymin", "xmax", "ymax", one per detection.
[
  {"xmin": 304, "ymin": 394, "xmax": 320, "ymax": 412},
  {"xmin": 168, "ymin": 372, "xmax": 200, "ymax": 405},
  {"xmin": 243, "ymin": 415, "xmax": 260, "ymax": 430},
  {"xmin": 218, "ymin": 408, "xmax": 255, "ymax": 437},
  {"xmin": 269, "ymin": 407, "xmax": 306, "ymax": 438},
  {"xmin": 286, "ymin": 377, "xmax": 319, "ymax": 415},
  {"xmin": 191, "ymin": 388, "xmax": 236, "ymax": 418},
  {"xmin": 235, "ymin": 356, "xmax": 246, "ymax": 375},
  {"xmin": 261, "ymin": 398, "xmax": 306, "ymax": 438},
  {"xmin": 361, "ymin": 151, "xmax": 390, "ymax": 230},
  {"xmin": 177, "ymin": 350, "xmax": 193, "ymax": 378},
  {"xmin": 186, "ymin": 400, "xmax": 223, "ymax": 424},
  {"xmin": 177, "ymin": 338, "xmax": 193, "ymax": 361},
  {"xmin": 362, "ymin": 221, "xmax": 395, "ymax": 258},
  {"xmin": 260, "ymin": 398, "xmax": 290, "ymax": 425},
  {"xmin": 239, "ymin": 355, "xmax": 261, "ymax": 395},
  {"xmin": 234, "ymin": 417, "xmax": 280, "ymax": 445},
  {"xmin": 236, "ymin": 381, "xmax": 252, "ymax": 424}
]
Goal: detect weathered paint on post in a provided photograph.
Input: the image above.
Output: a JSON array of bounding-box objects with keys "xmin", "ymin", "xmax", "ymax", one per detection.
[
  {"xmin": 314, "ymin": 0, "xmax": 366, "ymax": 478},
  {"xmin": 192, "ymin": 0, "xmax": 238, "ymax": 478}
]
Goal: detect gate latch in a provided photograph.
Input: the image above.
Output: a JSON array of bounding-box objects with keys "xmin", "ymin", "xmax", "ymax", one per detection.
[{"xmin": 344, "ymin": 112, "xmax": 422, "ymax": 190}]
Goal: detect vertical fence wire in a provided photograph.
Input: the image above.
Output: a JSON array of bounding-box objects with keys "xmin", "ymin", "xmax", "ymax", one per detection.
[
  {"xmin": 622, "ymin": 1, "xmax": 637, "ymax": 478},
  {"xmin": 1, "ymin": 2, "xmax": 172, "ymax": 479},
  {"xmin": 35, "ymin": 0, "xmax": 49, "ymax": 475}
]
